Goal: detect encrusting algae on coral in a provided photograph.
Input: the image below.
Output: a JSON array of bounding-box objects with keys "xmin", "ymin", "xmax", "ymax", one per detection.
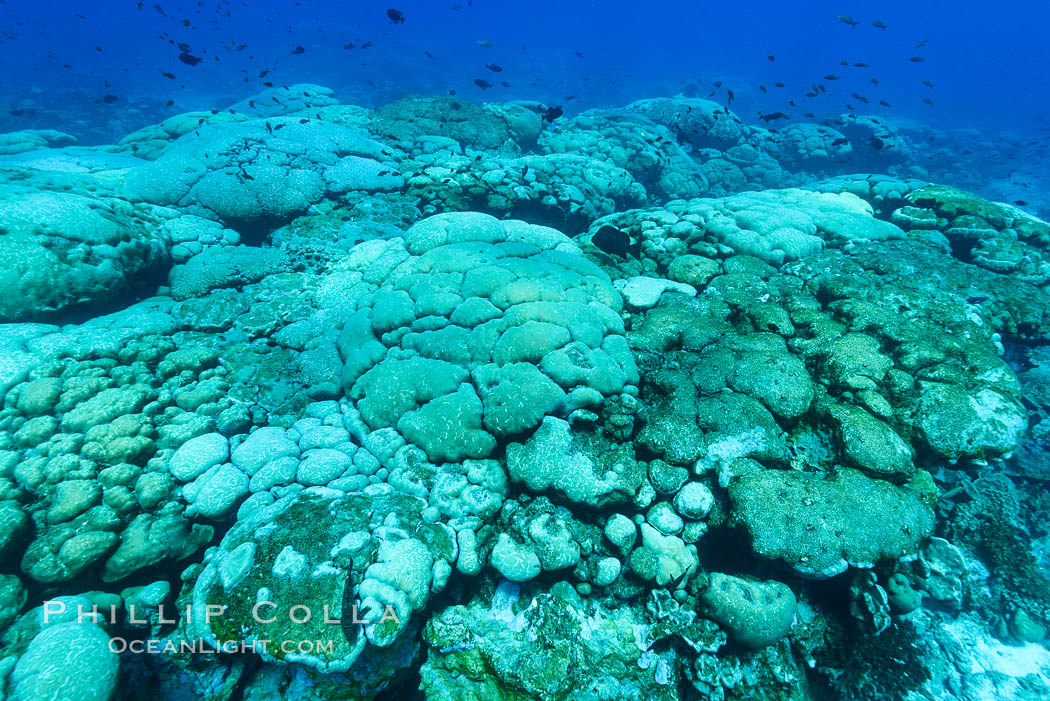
[{"xmin": 0, "ymin": 87, "xmax": 1048, "ymax": 701}]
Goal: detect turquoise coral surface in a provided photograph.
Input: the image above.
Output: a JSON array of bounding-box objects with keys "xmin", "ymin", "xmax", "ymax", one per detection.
[{"xmin": 0, "ymin": 89, "xmax": 1049, "ymax": 701}]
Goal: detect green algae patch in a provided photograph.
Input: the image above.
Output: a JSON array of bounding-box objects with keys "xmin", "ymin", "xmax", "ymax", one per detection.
[{"xmin": 728, "ymin": 468, "xmax": 934, "ymax": 578}]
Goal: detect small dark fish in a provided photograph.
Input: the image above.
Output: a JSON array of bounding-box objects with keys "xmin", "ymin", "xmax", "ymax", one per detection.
[
  {"xmin": 804, "ymin": 112, "xmax": 815, "ymax": 118},
  {"xmin": 259, "ymin": 69, "xmax": 270, "ymax": 78},
  {"xmin": 838, "ymin": 15, "xmax": 859, "ymax": 28},
  {"xmin": 162, "ymin": 71, "xmax": 175, "ymax": 79},
  {"xmin": 727, "ymin": 89, "xmax": 735, "ymax": 104},
  {"xmin": 774, "ymin": 82, "xmax": 785, "ymax": 88},
  {"xmin": 922, "ymin": 97, "xmax": 934, "ymax": 106},
  {"xmin": 521, "ymin": 165, "xmax": 529, "ymax": 178},
  {"xmin": 425, "ymin": 51, "xmax": 434, "ymax": 59},
  {"xmin": 291, "ymin": 45, "xmax": 305, "ymax": 54},
  {"xmin": 872, "ymin": 20, "xmax": 887, "ymax": 29},
  {"xmin": 102, "ymin": 94, "xmax": 118, "ymax": 104},
  {"xmin": 265, "ymin": 121, "xmax": 273, "ymax": 133},
  {"xmin": 178, "ymin": 53, "xmax": 201, "ymax": 66},
  {"xmin": 853, "ymin": 62, "xmax": 869, "ymax": 68},
  {"xmin": 840, "ymin": 60, "xmax": 850, "ymax": 66},
  {"xmin": 759, "ymin": 85, "xmax": 767, "ymax": 94},
  {"xmin": 386, "ymin": 8, "xmax": 405, "ymax": 24},
  {"xmin": 542, "ymin": 105, "xmax": 563, "ymax": 122},
  {"xmin": 921, "ymin": 79, "xmax": 934, "ymax": 87},
  {"xmin": 501, "ymin": 81, "xmax": 510, "ymax": 87},
  {"xmin": 574, "ymin": 51, "xmax": 584, "ymax": 58},
  {"xmin": 851, "ymin": 93, "xmax": 869, "ymax": 104},
  {"xmin": 879, "ymin": 100, "xmax": 890, "ymax": 107},
  {"xmin": 343, "ymin": 42, "xmax": 356, "ymax": 49},
  {"xmin": 166, "ymin": 99, "xmax": 174, "ymax": 106},
  {"xmin": 760, "ymin": 111, "xmax": 789, "ymax": 122},
  {"xmin": 805, "ymin": 92, "xmax": 818, "ymax": 98},
  {"xmin": 485, "ymin": 63, "xmax": 502, "ymax": 72},
  {"xmin": 824, "ymin": 74, "xmax": 839, "ymax": 81},
  {"xmin": 870, "ymin": 77, "xmax": 879, "ymax": 85},
  {"xmin": 263, "ymin": 81, "xmax": 274, "ymax": 87},
  {"xmin": 832, "ymin": 137, "xmax": 849, "ymax": 146},
  {"xmin": 713, "ymin": 81, "xmax": 723, "ymax": 88},
  {"xmin": 767, "ymin": 55, "xmax": 775, "ymax": 62},
  {"xmin": 966, "ymin": 295, "xmax": 989, "ymax": 304},
  {"xmin": 915, "ymin": 39, "xmax": 929, "ymax": 49},
  {"xmin": 249, "ymin": 100, "xmax": 256, "ymax": 108},
  {"xmin": 870, "ymin": 136, "xmax": 885, "ymax": 150},
  {"xmin": 1014, "ymin": 200, "xmax": 1028, "ymax": 206},
  {"xmin": 377, "ymin": 170, "xmax": 391, "ymax": 176},
  {"xmin": 591, "ymin": 225, "xmax": 641, "ymax": 259},
  {"xmin": 474, "ymin": 78, "xmax": 492, "ymax": 89},
  {"xmin": 909, "ymin": 56, "xmax": 925, "ymax": 63}
]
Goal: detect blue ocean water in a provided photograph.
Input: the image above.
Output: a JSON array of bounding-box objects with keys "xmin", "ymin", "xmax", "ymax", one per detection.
[
  {"xmin": 3, "ymin": 0, "xmax": 1049, "ymax": 133},
  {"xmin": 4, "ymin": 0, "xmax": 1049, "ymax": 216},
  {"xmin": 1, "ymin": 2, "xmax": 1050, "ymax": 700}
]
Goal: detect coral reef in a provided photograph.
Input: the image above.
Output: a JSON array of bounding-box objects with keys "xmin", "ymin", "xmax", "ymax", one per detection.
[{"xmin": 0, "ymin": 89, "xmax": 1048, "ymax": 701}]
